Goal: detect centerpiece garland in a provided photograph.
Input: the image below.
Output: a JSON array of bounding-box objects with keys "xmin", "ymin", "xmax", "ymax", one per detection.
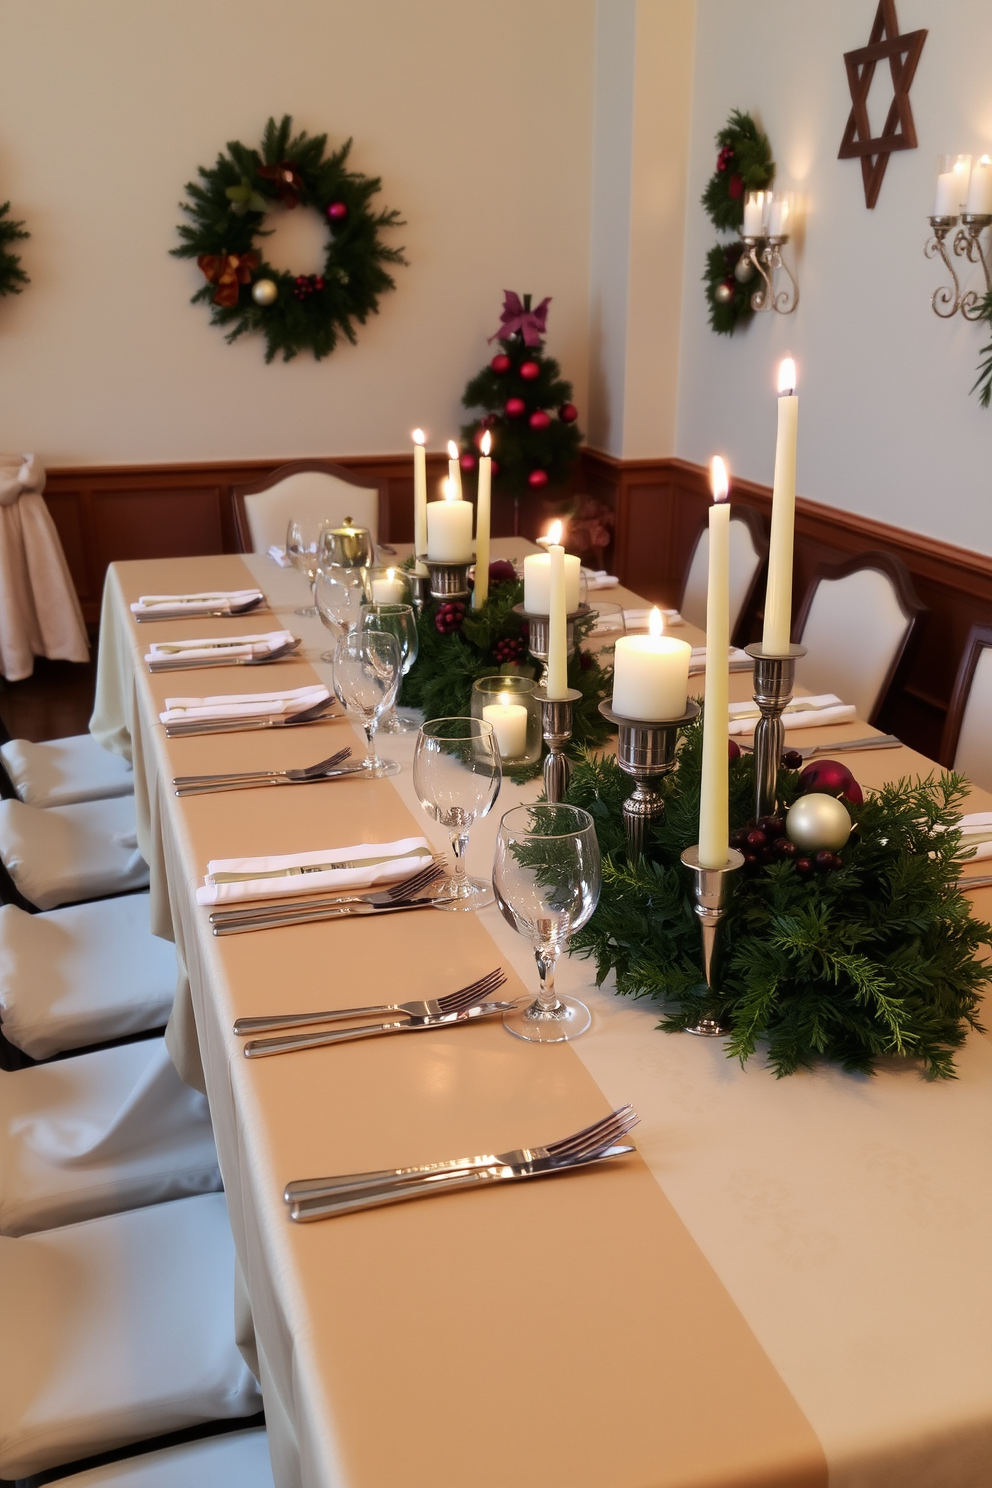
[
  {"xmin": 702, "ymin": 110, "xmax": 775, "ymax": 336},
  {"xmin": 0, "ymin": 201, "xmax": 29, "ymax": 298},
  {"xmin": 172, "ymin": 115, "xmax": 405, "ymax": 362},
  {"xmin": 563, "ymin": 722, "xmax": 989, "ymax": 1079}
]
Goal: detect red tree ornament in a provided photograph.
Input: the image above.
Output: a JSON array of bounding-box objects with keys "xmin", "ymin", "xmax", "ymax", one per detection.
[
  {"xmin": 505, "ymin": 397, "xmax": 526, "ymax": 418},
  {"xmin": 490, "ymin": 353, "xmax": 512, "ymax": 374},
  {"xmin": 529, "ymin": 410, "xmax": 551, "ymax": 430},
  {"xmin": 528, "ymin": 469, "xmax": 549, "ymax": 489},
  {"xmin": 519, "ymin": 360, "xmax": 540, "ymax": 380},
  {"xmin": 459, "ymin": 452, "xmax": 476, "ymax": 471},
  {"xmin": 797, "ymin": 759, "xmax": 864, "ymax": 806},
  {"xmin": 559, "ymin": 402, "xmax": 578, "ymax": 423}
]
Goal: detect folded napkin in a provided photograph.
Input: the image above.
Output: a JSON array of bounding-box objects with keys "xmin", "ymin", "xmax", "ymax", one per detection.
[
  {"xmin": 963, "ymin": 842, "xmax": 992, "ymax": 862},
  {"xmin": 622, "ymin": 608, "xmax": 684, "ymax": 628},
  {"xmin": 933, "ymin": 811, "xmax": 992, "ymax": 846},
  {"xmin": 145, "ymin": 630, "xmax": 295, "ymax": 664},
  {"xmin": 582, "ymin": 568, "xmax": 620, "ymax": 590},
  {"xmin": 267, "ymin": 545, "xmax": 293, "ymax": 568},
  {"xmin": 159, "ymin": 683, "xmax": 329, "ymax": 726},
  {"xmin": 195, "ymin": 836, "xmax": 434, "ymax": 906},
  {"xmin": 130, "ymin": 588, "xmax": 264, "ymax": 617},
  {"xmin": 728, "ymin": 693, "xmax": 858, "ymax": 736}
]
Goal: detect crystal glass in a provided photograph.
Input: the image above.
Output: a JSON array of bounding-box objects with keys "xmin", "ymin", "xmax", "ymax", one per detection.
[
  {"xmin": 470, "ymin": 675, "xmax": 542, "ymax": 766},
  {"xmin": 315, "ymin": 566, "xmax": 366, "ymax": 660},
  {"xmin": 412, "ymin": 718, "xmax": 501, "ymax": 911},
  {"xmin": 331, "ymin": 629, "xmax": 401, "ymax": 779},
  {"xmin": 359, "ymin": 603, "xmax": 419, "ymax": 733},
  {"xmin": 286, "ymin": 519, "xmax": 319, "ymax": 617},
  {"xmin": 493, "ymin": 803, "xmax": 601, "ymax": 1042}
]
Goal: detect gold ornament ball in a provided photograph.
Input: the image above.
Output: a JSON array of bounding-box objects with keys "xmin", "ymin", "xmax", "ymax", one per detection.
[
  {"xmin": 251, "ymin": 279, "xmax": 278, "ymax": 307},
  {"xmin": 734, "ymin": 254, "xmax": 755, "ymax": 283},
  {"xmin": 714, "ymin": 281, "xmax": 734, "ymax": 304},
  {"xmin": 786, "ymin": 793, "xmax": 852, "ymax": 854}
]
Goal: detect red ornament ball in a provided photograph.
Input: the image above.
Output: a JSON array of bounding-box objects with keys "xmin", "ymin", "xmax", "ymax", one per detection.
[
  {"xmin": 797, "ymin": 759, "xmax": 864, "ymax": 806},
  {"xmin": 728, "ymin": 174, "xmax": 744, "ymax": 200},
  {"xmin": 527, "ymin": 469, "xmax": 549, "ymax": 489},
  {"xmin": 505, "ymin": 397, "xmax": 526, "ymax": 419},
  {"xmin": 529, "ymin": 410, "xmax": 551, "ymax": 431},
  {"xmin": 326, "ymin": 202, "xmax": 348, "ymax": 221},
  {"xmin": 519, "ymin": 361, "xmax": 541, "ymax": 381},
  {"xmin": 459, "ymin": 452, "xmax": 476, "ymax": 472},
  {"xmin": 728, "ymin": 739, "xmax": 741, "ymax": 761},
  {"xmin": 490, "ymin": 353, "xmax": 512, "ymax": 375},
  {"xmin": 487, "ymin": 559, "xmax": 517, "ymax": 587},
  {"xmin": 559, "ymin": 403, "xmax": 578, "ymax": 424}
]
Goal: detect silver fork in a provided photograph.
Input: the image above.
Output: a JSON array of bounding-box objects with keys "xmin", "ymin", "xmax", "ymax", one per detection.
[
  {"xmin": 173, "ymin": 747, "xmax": 353, "ymax": 792},
  {"xmin": 149, "ymin": 639, "xmax": 301, "ymax": 672},
  {"xmin": 243, "ymin": 990, "xmax": 513, "ymax": 1059},
  {"xmin": 213, "ymin": 859, "xmax": 445, "ymax": 929},
  {"xmin": 737, "ymin": 733, "xmax": 901, "ymax": 760},
  {"xmin": 233, "ymin": 964, "xmax": 506, "ymax": 1036}
]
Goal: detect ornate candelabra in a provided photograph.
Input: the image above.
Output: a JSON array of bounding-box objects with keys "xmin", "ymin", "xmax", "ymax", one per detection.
[
  {"xmin": 739, "ymin": 234, "xmax": 799, "ymax": 315},
  {"xmin": 598, "ymin": 700, "xmax": 700, "ymax": 864},
  {"xmin": 926, "ymin": 213, "xmax": 992, "ymax": 319},
  {"xmin": 533, "ymin": 686, "xmax": 582, "ymax": 803},
  {"xmin": 513, "ymin": 602, "xmax": 591, "ymax": 689},
  {"xmin": 745, "ymin": 642, "xmax": 807, "ymax": 821},
  {"xmin": 680, "ymin": 846, "xmax": 745, "ymax": 1036}
]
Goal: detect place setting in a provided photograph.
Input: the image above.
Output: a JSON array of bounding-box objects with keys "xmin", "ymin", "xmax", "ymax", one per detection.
[
  {"xmin": 130, "ymin": 587, "xmax": 268, "ymax": 622},
  {"xmin": 145, "ymin": 630, "xmax": 302, "ymax": 672},
  {"xmin": 160, "ymin": 683, "xmax": 339, "ymax": 736}
]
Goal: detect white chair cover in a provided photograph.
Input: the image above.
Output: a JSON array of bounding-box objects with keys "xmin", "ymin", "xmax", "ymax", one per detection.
[
  {"xmin": 0, "ymin": 795, "xmax": 148, "ymax": 909},
  {"xmin": 0, "ymin": 1038, "xmax": 220, "ymax": 1235},
  {"xmin": 681, "ymin": 515, "xmax": 763, "ymax": 634},
  {"xmin": 797, "ymin": 567, "xmax": 911, "ymax": 722},
  {"xmin": 954, "ymin": 645, "xmax": 992, "ymax": 792},
  {"xmin": 56, "ymin": 1429, "xmax": 273, "ymax": 1486},
  {"xmin": 242, "ymin": 469, "xmax": 378, "ymax": 552},
  {"xmin": 0, "ymin": 893, "xmax": 176, "ymax": 1059},
  {"xmin": 0, "ymin": 1193, "xmax": 262, "ymax": 1480},
  {"xmin": 0, "ymin": 733, "xmax": 135, "ymax": 807},
  {"xmin": 0, "ymin": 453, "xmax": 89, "ymax": 681}
]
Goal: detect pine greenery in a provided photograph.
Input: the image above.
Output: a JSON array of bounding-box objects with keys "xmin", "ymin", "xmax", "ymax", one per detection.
[
  {"xmin": 701, "ymin": 110, "xmax": 774, "ymax": 337},
  {"xmin": 0, "ymin": 202, "xmax": 29, "ymax": 298},
  {"xmin": 971, "ymin": 290, "xmax": 992, "ymax": 409}
]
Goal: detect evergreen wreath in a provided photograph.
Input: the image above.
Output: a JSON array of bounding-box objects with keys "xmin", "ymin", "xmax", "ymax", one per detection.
[
  {"xmin": 701, "ymin": 110, "xmax": 775, "ymax": 336},
  {"xmin": 971, "ymin": 290, "xmax": 992, "ymax": 409},
  {"xmin": 172, "ymin": 115, "xmax": 405, "ymax": 363},
  {"xmin": 564, "ymin": 722, "xmax": 989, "ymax": 1080},
  {"xmin": 0, "ymin": 201, "xmax": 29, "ymax": 298}
]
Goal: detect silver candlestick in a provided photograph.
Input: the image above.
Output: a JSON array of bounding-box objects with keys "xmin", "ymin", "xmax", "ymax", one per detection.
[
  {"xmin": 513, "ymin": 603, "xmax": 591, "ymax": 689},
  {"xmin": 599, "ymin": 700, "xmax": 700, "ymax": 865},
  {"xmin": 407, "ymin": 569, "xmax": 432, "ymax": 611},
  {"xmin": 745, "ymin": 642, "xmax": 807, "ymax": 821},
  {"xmin": 532, "ymin": 685, "xmax": 581, "ymax": 803},
  {"xmin": 680, "ymin": 845, "xmax": 745, "ymax": 1036},
  {"xmin": 420, "ymin": 557, "xmax": 473, "ymax": 601}
]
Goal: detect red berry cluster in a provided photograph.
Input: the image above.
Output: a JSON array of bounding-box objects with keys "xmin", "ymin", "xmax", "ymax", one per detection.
[
  {"xmin": 434, "ymin": 601, "xmax": 465, "ymax": 635},
  {"xmin": 492, "ymin": 636, "xmax": 526, "ymax": 665},
  {"xmin": 730, "ymin": 817, "xmax": 844, "ymax": 878},
  {"xmin": 716, "ymin": 145, "xmax": 734, "ymax": 172},
  {"xmin": 292, "ymin": 274, "xmax": 325, "ymax": 300},
  {"xmin": 781, "ymin": 749, "xmax": 804, "ymax": 770}
]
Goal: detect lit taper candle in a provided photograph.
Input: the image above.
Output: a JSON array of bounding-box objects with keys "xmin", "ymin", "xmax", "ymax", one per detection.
[
  {"xmin": 698, "ymin": 456, "xmax": 731, "ymax": 870},
  {"xmin": 447, "ymin": 439, "xmax": 463, "ymax": 500},
  {"xmin": 473, "ymin": 430, "xmax": 492, "ymax": 609},
  {"xmin": 545, "ymin": 526, "xmax": 568, "ymax": 699},
  {"xmin": 762, "ymin": 358, "xmax": 798, "ymax": 654},
  {"xmin": 412, "ymin": 429, "xmax": 428, "ymax": 573}
]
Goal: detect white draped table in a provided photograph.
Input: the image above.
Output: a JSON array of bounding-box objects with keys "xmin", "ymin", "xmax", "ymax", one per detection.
[{"xmin": 92, "ymin": 547, "xmax": 992, "ymax": 1488}]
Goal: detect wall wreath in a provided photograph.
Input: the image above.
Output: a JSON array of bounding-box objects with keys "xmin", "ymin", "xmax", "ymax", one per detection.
[
  {"xmin": 172, "ymin": 115, "xmax": 405, "ymax": 363},
  {"xmin": 702, "ymin": 110, "xmax": 775, "ymax": 335},
  {"xmin": 0, "ymin": 201, "xmax": 29, "ymax": 299}
]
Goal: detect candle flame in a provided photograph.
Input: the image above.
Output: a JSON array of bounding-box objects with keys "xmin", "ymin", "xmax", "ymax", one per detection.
[
  {"xmin": 982, "ymin": 154, "xmax": 991, "ymax": 168},
  {"xmin": 710, "ymin": 456, "xmax": 729, "ymax": 503},
  {"xmin": 443, "ymin": 477, "xmax": 458, "ymax": 501},
  {"xmin": 649, "ymin": 606, "xmax": 664, "ymax": 638},
  {"xmin": 447, "ymin": 439, "xmax": 459, "ymax": 460},
  {"xmin": 547, "ymin": 519, "xmax": 563, "ymax": 546},
  {"xmin": 499, "ymin": 691, "xmax": 510, "ymax": 709},
  {"xmin": 778, "ymin": 357, "xmax": 797, "ymax": 396},
  {"xmin": 387, "ymin": 567, "xmax": 395, "ymax": 581},
  {"xmin": 480, "ymin": 430, "xmax": 492, "ymax": 456},
  {"xmin": 412, "ymin": 428, "xmax": 425, "ymax": 445}
]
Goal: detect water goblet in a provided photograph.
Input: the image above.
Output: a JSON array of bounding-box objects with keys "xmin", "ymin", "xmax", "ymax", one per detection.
[
  {"xmin": 493, "ymin": 803, "xmax": 601, "ymax": 1042},
  {"xmin": 315, "ymin": 566, "xmax": 366, "ymax": 660},
  {"xmin": 412, "ymin": 718, "xmax": 501, "ymax": 911},
  {"xmin": 331, "ymin": 629, "xmax": 401, "ymax": 779},
  {"xmin": 286, "ymin": 520, "xmax": 319, "ymax": 617},
  {"xmin": 359, "ymin": 602, "xmax": 419, "ymax": 732}
]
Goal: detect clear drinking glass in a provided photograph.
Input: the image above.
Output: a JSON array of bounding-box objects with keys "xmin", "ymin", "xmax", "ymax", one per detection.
[
  {"xmin": 359, "ymin": 603, "xmax": 419, "ymax": 733},
  {"xmin": 412, "ymin": 718, "xmax": 501, "ymax": 911},
  {"xmin": 331, "ymin": 629, "xmax": 401, "ymax": 779},
  {"xmin": 315, "ymin": 566, "xmax": 366, "ymax": 660},
  {"xmin": 286, "ymin": 519, "xmax": 319, "ymax": 617},
  {"xmin": 493, "ymin": 803, "xmax": 601, "ymax": 1042}
]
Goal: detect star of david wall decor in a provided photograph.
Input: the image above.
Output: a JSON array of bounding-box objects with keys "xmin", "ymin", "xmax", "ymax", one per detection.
[{"xmin": 838, "ymin": 0, "xmax": 927, "ymax": 209}]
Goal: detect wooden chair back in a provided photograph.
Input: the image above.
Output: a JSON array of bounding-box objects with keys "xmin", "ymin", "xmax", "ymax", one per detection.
[
  {"xmin": 680, "ymin": 505, "xmax": 768, "ymax": 643},
  {"xmin": 231, "ymin": 461, "xmax": 387, "ymax": 554},
  {"xmin": 940, "ymin": 623, "xmax": 992, "ymax": 789}
]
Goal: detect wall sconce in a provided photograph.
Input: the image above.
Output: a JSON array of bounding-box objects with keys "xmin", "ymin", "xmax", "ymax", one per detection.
[
  {"xmin": 925, "ymin": 154, "xmax": 992, "ymax": 319},
  {"xmin": 736, "ymin": 191, "xmax": 799, "ymax": 315}
]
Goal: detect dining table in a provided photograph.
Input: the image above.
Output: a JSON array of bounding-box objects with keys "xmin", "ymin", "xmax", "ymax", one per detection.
[{"xmin": 90, "ymin": 538, "xmax": 992, "ymax": 1488}]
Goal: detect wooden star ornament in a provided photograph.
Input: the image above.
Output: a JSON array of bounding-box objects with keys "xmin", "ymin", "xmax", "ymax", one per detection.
[{"xmin": 838, "ymin": 0, "xmax": 927, "ymax": 209}]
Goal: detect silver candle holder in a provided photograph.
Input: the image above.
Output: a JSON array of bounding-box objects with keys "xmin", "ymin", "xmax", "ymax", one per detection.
[
  {"xmin": 407, "ymin": 568, "xmax": 432, "ymax": 611},
  {"xmin": 599, "ymin": 699, "xmax": 700, "ymax": 865},
  {"xmin": 745, "ymin": 642, "xmax": 807, "ymax": 821},
  {"xmin": 513, "ymin": 603, "xmax": 591, "ymax": 689},
  {"xmin": 532, "ymin": 685, "xmax": 582, "ymax": 802},
  {"xmin": 680, "ymin": 845, "xmax": 745, "ymax": 1036},
  {"xmin": 419, "ymin": 556, "xmax": 473, "ymax": 601}
]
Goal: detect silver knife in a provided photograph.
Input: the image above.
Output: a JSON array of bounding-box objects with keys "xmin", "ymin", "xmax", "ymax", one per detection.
[
  {"xmin": 175, "ymin": 767, "xmax": 361, "ymax": 797},
  {"xmin": 243, "ymin": 998, "xmax": 514, "ymax": 1056},
  {"xmin": 212, "ymin": 897, "xmax": 447, "ymax": 936}
]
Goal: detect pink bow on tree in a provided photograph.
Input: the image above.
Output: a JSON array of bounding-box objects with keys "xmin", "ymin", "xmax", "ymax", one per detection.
[{"xmin": 489, "ymin": 290, "xmax": 551, "ymax": 346}]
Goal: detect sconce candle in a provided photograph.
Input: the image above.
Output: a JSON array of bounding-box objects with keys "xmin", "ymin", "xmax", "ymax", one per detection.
[
  {"xmin": 473, "ymin": 431, "xmax": 492, "ymax": 609},
  {"xmin": 698, "ymin": 457, "xmax": 731, "ymax": 870},
  {"xmin": 447, "ymin": 440, "xmax": 463, "ymax": 500},
  {"xmin": 966, "ymin": 155, "xmax": 992, "ymax": 216},
  {"xmin": 934, "ymin": 155, "xmax": 971, "ymax": 217},
  {"xmin": 426, "ymin": 479, "xmax": 474, "ymax": 561},
  {"xmin": 766, "ymin": 194, "xmax": 790, "ymax": 238},
  {"xmin": 762, "ymin": 358, "xmax": 799, "ymax": 654},
  {"xmin": 611, "ymin": 607, "xmax": 691, "ymax": 722},
  {"xmin": 743, "ymin": 191, "xmax": 766, "ymax": 237},
  {"xmin": 523, "ymin": 522, "xmax": 581, "ymax": 612},
  {"xmin": 412, "ymin": 429, "xmax": 428, "ymax": 572}
]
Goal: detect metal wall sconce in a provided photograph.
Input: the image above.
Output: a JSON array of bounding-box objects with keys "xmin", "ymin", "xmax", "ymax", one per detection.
[
  {"xmin": 926, "ymin": 154, "xmax": 992, "ymax": 319},
  {"xmin": 736, "ymin": 191, "xmax": 800, "ymax": 315}
]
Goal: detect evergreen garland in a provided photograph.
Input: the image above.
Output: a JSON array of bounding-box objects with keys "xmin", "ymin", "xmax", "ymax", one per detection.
[
  {"xmin": 701, "ymin": 110, "xmax": 775, "ymax": 337},
  {"xmin": 0, "ymin": 201, "xmax": 29, "ymax": 298},
  {"xmin": 172, "ymin": 116, "xmax": 405, "ymax": 362},
  {"xmin": 971, "ymin": 290, "xmax": 992, "ymax": 409},
  {"xmin": 565, "ymin": 722, "xmax": 990, "ymax": 1080}
]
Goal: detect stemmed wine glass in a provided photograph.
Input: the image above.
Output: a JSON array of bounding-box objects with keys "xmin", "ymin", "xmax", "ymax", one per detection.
[
  {"xmin": 412, "ymin": 718, "xmax": 501, "ymax": 911},
  {"xmin": 359, "ymin": 602, "xmax": 419, "ymax": 732},
  {"xmin": 493, "ymin": 803, "xmax": 601, "ymax": 1042},
  {"xmin": 315, "ymin": 567, "xmax": 366, "ymax": 661},
  {"xmin": 286, "ymin": 520, "xmax": 319, "ymax": 617},
  {"xmin": 331, "ymin": 630, "xmax": 401, "ymax": 779}
]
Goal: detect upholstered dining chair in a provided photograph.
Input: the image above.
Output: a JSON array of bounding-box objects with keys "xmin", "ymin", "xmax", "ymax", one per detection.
[
  {"xmin": 0, "ymin": 794, "xmax": 148, "ymax": 910},
  {"xmin": 231, "ymin": 458, "xmax": 387, "ymax": 553},
  {"xmin": 0, "ymin": 732, "xmax": 134, "ymax": 807},
  {"xmin": 680, "ymin": 506, "xmax": 768, "ymax": 641},
  {"xmin": 54, "ymin": 1428, "xmax": 274, "ymax": 1486},
  {"xmin": 792, "ymin": 551, "xmax": 925, "ymax": 724},
  {"xmin": 940, "ymin": 623, "xmax": 992, "ymax": 792}
]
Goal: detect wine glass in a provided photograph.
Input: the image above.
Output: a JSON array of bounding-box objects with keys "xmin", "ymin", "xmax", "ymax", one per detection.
[
  {"xmin": 315, "ymin": 566, "xmax": 366, "ymax": 660},
  {"xmin": 331, "ymin": 630, "xmax": 401, "ymax": 779},
  {"xmin": 286, "ymin": 519, "xmax": 319, "ymax": 617},
  {"xmin": 359, "ymin": 602, "xmax": 419, "ymax": 732},
  {"xmin": 412, "ymin": 718, "xmax": 501, "ymax": 911},
  {"xmin": 493, "ymin": 803, "xmax": 601, "ymax": 1042}
]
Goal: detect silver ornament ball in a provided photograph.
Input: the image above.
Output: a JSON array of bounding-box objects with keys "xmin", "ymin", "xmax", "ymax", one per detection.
[
  {"xmin": 714, "ymin": 282, "xmax": 734, "ymax": 305},
  {"xmin": 734, "ymin": 254, "xmax": 755, "ymax": 283},
  {"xmin": 251, "ymin": 278, "xmax": 278, "ymax": 307},
  {"xmin": 786, "ymin": 793, "xmax": 852, "ymax": 854}
]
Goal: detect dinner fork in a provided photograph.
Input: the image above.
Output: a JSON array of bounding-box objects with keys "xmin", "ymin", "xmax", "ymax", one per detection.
[
  {"xmin": 243, "ymin": 989, "xmax": 513, "ymax": 1058},
  {"xmin": 737, "ymin": 734, "xmax": 901, "ymax": 760},
  {"xmin": 212, "ymin": 859, "xmax": 445, "ymax": 926},
  {"xmin": 233, "ymin": 965, "xmax": 506, "ymax": 1036},
  {"xmin": 173, "ymin": 747, "xmax": 355, "ymax": 795},
  {"xmin": 149, "ymin": 639, "xmax": 301, "ymax": 672}
]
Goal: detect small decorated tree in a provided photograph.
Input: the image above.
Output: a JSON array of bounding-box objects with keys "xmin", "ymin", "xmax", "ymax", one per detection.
[{"xmin": 459, "ymin": 292, "xmax": 582, "ymax": 515}]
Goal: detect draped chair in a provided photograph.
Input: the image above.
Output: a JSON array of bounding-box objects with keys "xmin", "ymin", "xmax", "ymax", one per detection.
[
  {"xmin": 231, "ymin": 459, "xmax": 387, "ymax": 553},
  {"xmin": 53, "ymin": 1429, "xmax": 273, "ymax": 1486},
  {"xmin": 679, "ymin": 506, "xmax": 768, "ymax": 643},
  {"xmin": 940, "ymin": 623, "xmax": 992, "ymax": 792},
  {"xmin": 0, "ymin": 732, "xmax": 134, "ymax": 807}
]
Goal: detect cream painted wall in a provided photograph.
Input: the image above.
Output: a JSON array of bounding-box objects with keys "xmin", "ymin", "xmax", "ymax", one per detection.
[
  {"xmin": 676, "ymin": 0, "xmax": 992, "ymax": 555},
  {"xmin": 0, "ymin": 0, "xmax": 594, "ymax": 464}
]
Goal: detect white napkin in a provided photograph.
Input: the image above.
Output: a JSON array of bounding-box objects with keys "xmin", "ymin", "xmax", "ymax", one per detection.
[
  {"xmin": 145, "ymin": 630, "xmax": 295, "ymax": 664},
  {"xmin": 689, "ymin": 646, "xmax": 751, "ymax": 672},
  {"xmin": 728, "ymin": 694, "xmax": 858, "ymax": 736},
  {"xmin": 130, "ymin": 588, "xmax": 264, "ymax": 617},
  {"xmin": 582, "ymin": 569, "xmax": 620, "ymax": 590},
  {"xmin": 195, "ymin": 836, "xmax": 434, "ymax": 906},
  {"xmin": 267, "ymin": 545, "xmax": 293, "ymax": 568},
  {"xmin": 159, "ymin": 683, "xmax": 329, "ymax": 726},
  {"xmin": 962, "ymin": 842, "xmax": 992, "ymax": 862},
  {"xmin": 622, "ymin": 608, "xmax": 684, "ymax": 628}
]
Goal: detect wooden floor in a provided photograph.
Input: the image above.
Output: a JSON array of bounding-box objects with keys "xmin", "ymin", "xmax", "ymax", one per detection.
[{"xmin": 0, "ymin": 655, "xmax": 97, "ymax": 744}]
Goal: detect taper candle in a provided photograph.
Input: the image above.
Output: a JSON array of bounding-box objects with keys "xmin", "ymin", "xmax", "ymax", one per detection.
[
  {"xmin": 473, "ymin": 430, "xmax": 492, "ymax": 609},
  {"xmin": 447, "ymin": 440, "xmax": 463, "ymax": 500},
  {"xmin": 546, "ymin": 538, "xmax": 568, "ymax": 699},
  {"xmin": 412, "ymin": 429, "xmax": 428, "ymax": 574},
  {"xmin": 762, "ymin": 358, "xmax": 798, "ymax": 654},
  {"xmin": 698, "ymin": 457, "xmax": 731, "ymax": 870}
]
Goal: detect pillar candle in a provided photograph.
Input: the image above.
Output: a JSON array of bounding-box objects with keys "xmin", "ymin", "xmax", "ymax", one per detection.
[
  {"xmin": 766, "ymin": 194, "xmax": 789, "ymax": 237},
  {"xmin": 412, "ymin": 429, "xmax": 428, "ymax": 574},
  {"xmin": 762, "ymin": 358, "xmax": 799, "ymax": 654},
  {"xmin": 447, "ymin": 440, "xmax": 463, "ymax": 500},
  {"xmin": 545, "ymin": 541, "xmax": 568, "ymax": 699},
  {"xmin": 743, "ymin": 191, "xmax": 766, "ymax": 236},
  {"xmin": 523, "ymin": 523, "xmax": 580, "ymax": 612},
  {"xmin": 370, "ymin": 568, "xmax": 406, "ymax": 604},
  {"xmin": 966, "ymin": 155, "xmax": 992, "ymax": 215},
  {"xmin": 611, "ymin": 609, "xmax": 691, "ymax": 721},
  {"xmin": 482, "ymin": 691, "xmax": 528, "ymax": 758},
  {"xmin": 934, "ymin": 156, "xmax": 970, "ymax": 216},
  {"xmin": 473, "ymin": 431, "xmax": 492, "ymax": 609},
  {"xmin": 698, "ymin": 458, "xmax": 731, "ymax": 870},
  {"xmin": 426, "ymin": 481, "xmax": 474, "ymax": 561}
]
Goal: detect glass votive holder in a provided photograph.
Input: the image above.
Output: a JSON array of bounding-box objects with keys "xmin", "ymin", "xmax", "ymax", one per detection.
[
  {"xmin": 364, "ymin": 565, "xmax": 412, "ymax": 605},
  {"xmin": 471, "ymin": 675, "xmax": 543, "ymax": 767}
]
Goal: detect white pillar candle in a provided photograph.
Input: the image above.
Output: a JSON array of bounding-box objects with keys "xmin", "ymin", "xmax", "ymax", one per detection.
[
  {"xmin": 934, "ymin": 155, "xmax": 970, "ymax": 216},
  {"xmin": 966, "ymin": 154, "xmax": 992, "ymax": 215},
  {"xmin": 766, "ymin": 194, "xmax": 789, "ymax": 237},
  {"xmin": 483, "ymin": 691, "xmax": 528, "ymax": 758},
  {"xmin": 611, "ymin": 608, "xmax": 691, "ymax": 721},
  {"xmin": 743, "ymin": 191, "xmax": 766, "ymax": 236},
  {"xmin": 426, "ymin": 481, "xmax": 474, "ymax": 561},
  {"xmin": 371, "ymin": 568, "xmax": 406, "ymax": 605},
  {"xmin": 762, "ymin": 358, "xmax": 799, "ymax": 654},
  {"xmin": 447, "ymin": 440, "xmax": 463, "ymax": 500},
  {"xmin": 412, "ymin": 429, "xmax": 428, "ymax": 574},
  {"xmin": 698, "ymin": 458, "xmax": 731, "ymax": 870},
  {"xmin": 473, "ymin": 431, "xmax": 492, "ymax": 609},
  {"xmin": 523, "ymin": 523, "xmax": 580, "ymax": 612},
  {"xmin": 545, "ymin": 540, "xmax": 569, "ymax": 699}
]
